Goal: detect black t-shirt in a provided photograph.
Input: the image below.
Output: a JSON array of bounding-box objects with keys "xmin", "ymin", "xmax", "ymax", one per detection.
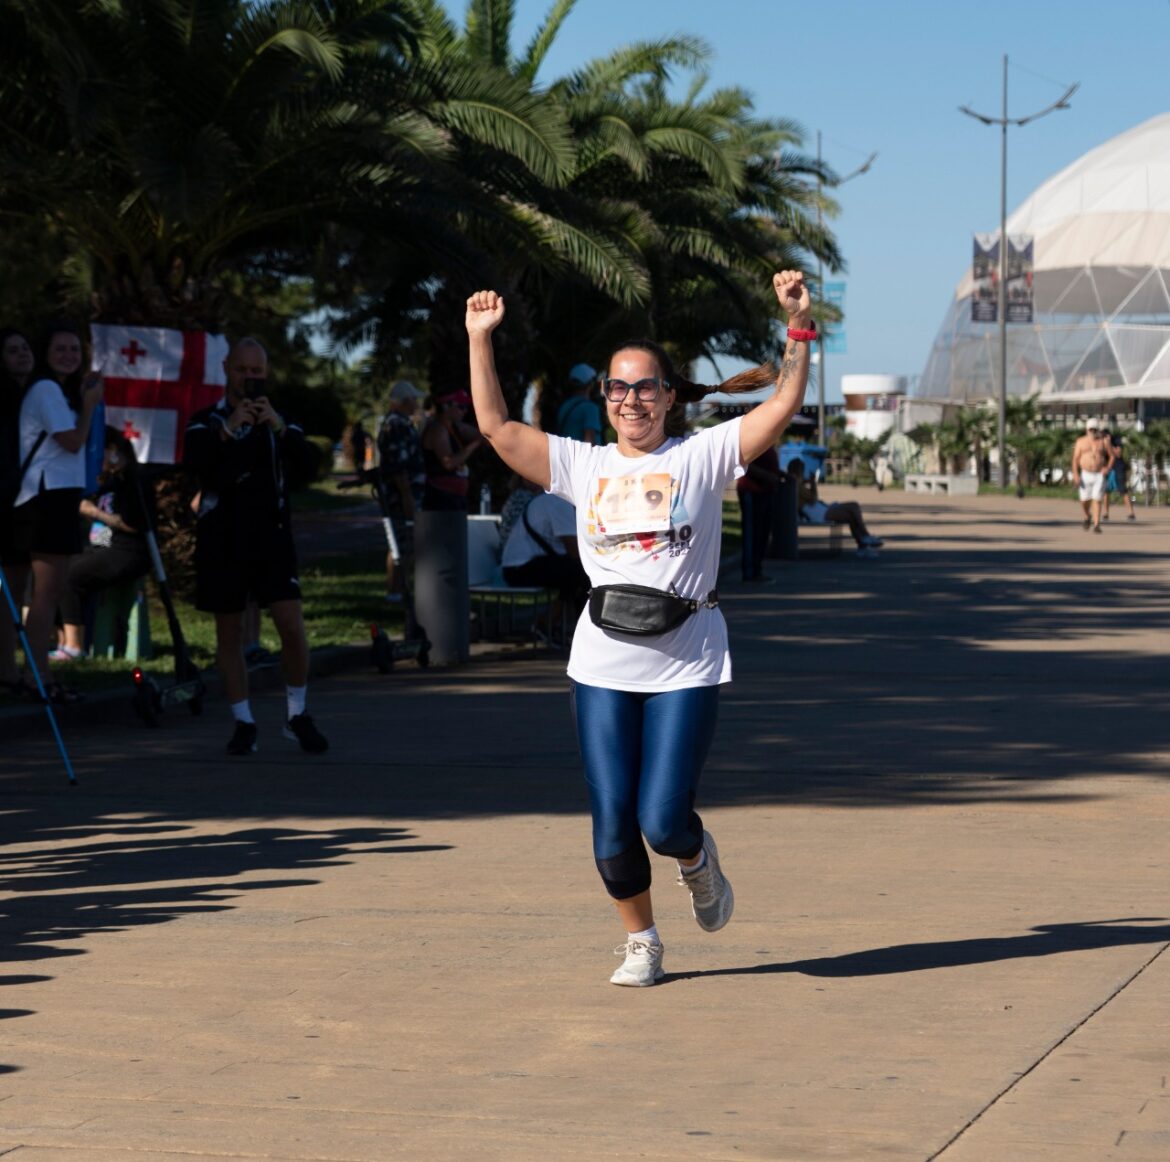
[
  {"xmin": 85, "ymin": 473, "xmax": 152, "ymax": 554},
  {"xmin": 183, "ymin": 400, "xmax": 313, "ymax": 562}
]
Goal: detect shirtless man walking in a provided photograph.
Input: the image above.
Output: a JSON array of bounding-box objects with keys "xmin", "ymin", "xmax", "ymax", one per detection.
[{"xmin": 1071, "ymin": 417, "xmax": 1115, "ymax": 534}]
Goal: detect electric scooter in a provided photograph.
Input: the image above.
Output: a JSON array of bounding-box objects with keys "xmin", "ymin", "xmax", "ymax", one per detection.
[{"xmin": 128, "ymin": 469, "xmax": 205, "ymax": 726}]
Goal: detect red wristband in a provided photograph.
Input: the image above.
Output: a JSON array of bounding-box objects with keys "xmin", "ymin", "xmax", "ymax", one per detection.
[{"xmin": 786, "ymin": 326, "xmax": 817, "ymax": 342}]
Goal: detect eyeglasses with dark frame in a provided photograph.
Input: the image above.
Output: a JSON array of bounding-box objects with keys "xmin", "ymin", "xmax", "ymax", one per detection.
[{"xmin": 601, "ymin": 377, "xmax": 668, "ymax": 404}]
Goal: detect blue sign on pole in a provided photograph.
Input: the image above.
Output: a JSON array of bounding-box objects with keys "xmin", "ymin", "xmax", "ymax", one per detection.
[{"xmin": 823, "ymin": 281, "xmax": 846, "ymax": 354}]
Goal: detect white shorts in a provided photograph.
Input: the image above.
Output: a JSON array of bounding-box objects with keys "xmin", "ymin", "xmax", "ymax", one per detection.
[{"xmin": 1078, "ymin": 470, "xmax": 1105, "ymax": 502}]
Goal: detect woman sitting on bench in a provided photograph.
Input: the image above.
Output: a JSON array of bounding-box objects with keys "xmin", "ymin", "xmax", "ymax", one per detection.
[
  {"xmin": 787, "ymin": 458, "xmax": 884, "ymax": 558},
  {"xmin": 52, "ymin": 427, "xmax": 153, "ymax": 660}
]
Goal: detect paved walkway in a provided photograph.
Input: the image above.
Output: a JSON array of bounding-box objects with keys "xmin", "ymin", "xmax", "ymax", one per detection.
[{"xmin": 4, "ymin": 490, "xmax": 1170, "ymax": 1160}]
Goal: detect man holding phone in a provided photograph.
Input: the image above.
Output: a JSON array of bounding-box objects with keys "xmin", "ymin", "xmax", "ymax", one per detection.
[{"xmin": 183, "ymin": 337, "xmax": 328, "ymax": 756}]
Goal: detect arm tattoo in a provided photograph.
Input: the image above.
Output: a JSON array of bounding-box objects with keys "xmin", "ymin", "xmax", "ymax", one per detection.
[{"xmin": 779, "ymin": 340, "xmax": 803, "ymax": 383}]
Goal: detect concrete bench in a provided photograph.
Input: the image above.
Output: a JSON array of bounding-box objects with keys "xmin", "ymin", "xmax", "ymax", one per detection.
[
  {"xmin": 798, "ymin": 513, "xmax": 845, "ymax": 558},
  {"xmin": 904, "ymin": 473, "xmax": 979, "ymax": 496}
]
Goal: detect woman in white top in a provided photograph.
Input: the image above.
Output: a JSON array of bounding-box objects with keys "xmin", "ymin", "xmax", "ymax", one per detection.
[
  {"xmin": 467, "ymin": 271, "xmax": 814, "ymax": 986},
  {"xmin": 13, "ymin": 325, "xmax": 104, "ymax": 702}
]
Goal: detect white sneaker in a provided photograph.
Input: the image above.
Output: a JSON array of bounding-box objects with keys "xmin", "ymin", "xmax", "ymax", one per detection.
[
  {"xmin": 610, "ymin": 937, "xmax": 665, "ymax": 987},
  {"xmin": 678, "ymin": 831, "xmax": 734, "ymax": 932},
  {"xmin": 860, "ymin": 535, "xmax": 884, "ymax": 548}
]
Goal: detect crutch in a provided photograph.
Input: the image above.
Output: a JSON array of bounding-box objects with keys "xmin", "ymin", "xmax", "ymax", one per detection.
[{"xmin": 0, "ymin": 563, "xmax": 77, "ymax": 785}]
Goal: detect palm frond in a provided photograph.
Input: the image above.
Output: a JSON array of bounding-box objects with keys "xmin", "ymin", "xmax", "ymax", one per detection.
[{"xmin": 517, "ymin": 0, "xmax": 577, "ymax": 84}]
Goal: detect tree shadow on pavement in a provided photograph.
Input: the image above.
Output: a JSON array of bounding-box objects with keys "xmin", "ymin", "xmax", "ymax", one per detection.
[
  {"xmin": 0, "ymin": 809, "xmax": 453, "ymax": 1067},
  {"xmin": 668, "ymin": 918, "xmax": 1170, "ymax": 981}
]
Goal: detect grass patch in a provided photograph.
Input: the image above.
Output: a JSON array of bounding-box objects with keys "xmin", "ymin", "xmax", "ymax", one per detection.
[
  {"xmin": 41, "ymin": 545, "xmax": 394, "ymax": 696},
  {"xmin": 291, "ymin": 476, "xmax": 374, "ymax": 513}
]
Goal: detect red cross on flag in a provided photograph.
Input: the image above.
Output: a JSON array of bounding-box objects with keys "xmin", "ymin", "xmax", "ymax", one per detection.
[{"xmin": 90, "ymin": 325, "xmax": 229, "ymax": 463}]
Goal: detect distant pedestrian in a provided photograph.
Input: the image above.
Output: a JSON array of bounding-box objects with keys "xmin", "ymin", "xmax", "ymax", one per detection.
[
  {"xmin": 348, "ymin": 419, "xmax": 369, "ymax": 474},
  {"xmin": 465, "ymin": 270, "xmax": 814, "ymax": 987},
  {"xmin": 376, "ymin": 380, "xmax": 425, "ymax": 600},
  {"xmin": 1071, "ymin": 417, "xmax": 1112, "ymax": 533},
  {"xmin": 1100, "ymin": 427, "xmax": 1136, "ymax": 522}
]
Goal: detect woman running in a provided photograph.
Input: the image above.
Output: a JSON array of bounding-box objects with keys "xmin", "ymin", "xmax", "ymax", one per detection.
[{"xmin": 466, "ymin": 271, "xmax": 814, "ymax": 986}]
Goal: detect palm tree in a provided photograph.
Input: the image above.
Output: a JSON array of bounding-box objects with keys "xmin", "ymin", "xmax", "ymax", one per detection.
[
  {"xmin": 0, "ymin": 0, "xmax": 583, "ymax": 331},
  {"xmin": 374, "ymin": 0, "xmax": 842, "ymax": 406}
]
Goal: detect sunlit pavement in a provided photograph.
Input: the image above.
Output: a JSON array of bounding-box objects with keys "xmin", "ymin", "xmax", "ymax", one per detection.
[{"xmin": 4, "ymin": 489, "xmax": 1170, "ymax": 1160}]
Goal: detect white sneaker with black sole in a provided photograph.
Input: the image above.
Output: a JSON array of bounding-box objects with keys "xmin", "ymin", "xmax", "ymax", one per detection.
[
  {"xmin": 610, "ymin": 937, "xmax": 665, "ymax": 986},
  {"xmin": 678, "ymin": 830, "xmax": 734, "ymax": 932}
]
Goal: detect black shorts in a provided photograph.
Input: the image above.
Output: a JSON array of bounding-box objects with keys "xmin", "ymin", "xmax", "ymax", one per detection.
[
  {"xmin": 0, "ymin": 500, "xmax": 28, "ymax": 567},
  {"xmin": 194, "ymin": 533, "xmax": 302, "ymax": 614},
  {"xmin": 11, "ymin": 488, "xmax": 84, "ymax": 558}
]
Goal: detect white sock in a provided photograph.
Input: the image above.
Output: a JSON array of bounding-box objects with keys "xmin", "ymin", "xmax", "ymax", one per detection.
[
  {"xmin": 629, "ymin": 925, "xmax": 660, "ymax": 946},
  {"xmin": 287, "ymin": 685, "xmax": 307, "ymax": 719},
  {"xmin": 230, "ymin": 700, "xmax": 254, "ymax": 724},
  {"xmin": 679, "ymin": 850, "xmax": 707, "ymax": 876}
]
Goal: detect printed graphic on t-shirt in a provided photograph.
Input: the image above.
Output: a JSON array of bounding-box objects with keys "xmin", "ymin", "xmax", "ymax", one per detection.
[
  {"xmin": 89, "ymin": 492, "xmax": 114, "ymax": 548},
  {"xmin": 586, "ymin": 472, "xmax": 695, "ymax": 561},
  {"xmin": 596, "ymin": 471, "xmax": 671, "ymax": 535}
]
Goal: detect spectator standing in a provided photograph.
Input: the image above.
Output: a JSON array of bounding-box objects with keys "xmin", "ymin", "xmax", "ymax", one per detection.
[
  {"xmin": 0, "ymin": 328, "xmax": 36, "ymax": 693},
  {"xmin": 421, "ymin": 389, "xmax": 482, "ymax": 511},
  {"xmin": 465, "ymin": 271, "xmax": 814, "ymax": 987},
  {"xmin": 183, "ymin": 337, "xmax": 328, "ymax": 756},
  {"xmin": 376, "ymin": 380, "xmax": 425, "ymax": 599},
  {"xmin": 52, "ymin": 427, "xmax": 152, "ymax": 660},
  {"xmin": 736, "ymin": 445, "xmax": 781, "ymax": 582},
  {"xmin": 556, "ymin": 363, "xmax": 602, "ymax": 444},
  {"xmin": 12, "ymin": 325, "xmax": 104, "ymax": 702}
]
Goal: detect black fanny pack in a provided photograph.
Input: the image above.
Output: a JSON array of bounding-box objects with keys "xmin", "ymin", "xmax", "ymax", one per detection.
[{"xmin": 588, "ymin": 584, "xmax": 718, "ymax": 636}]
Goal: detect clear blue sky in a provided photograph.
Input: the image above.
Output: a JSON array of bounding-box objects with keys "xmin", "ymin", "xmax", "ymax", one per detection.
[{"xmin": 470, "ymin": 0, "xmax": 1170, "ymax": 400}]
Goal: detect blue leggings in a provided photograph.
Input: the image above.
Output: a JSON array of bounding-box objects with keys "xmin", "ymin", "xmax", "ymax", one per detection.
[{"xmin": 570, "ymin": 681, "xmax": 721, "ymax": 900}]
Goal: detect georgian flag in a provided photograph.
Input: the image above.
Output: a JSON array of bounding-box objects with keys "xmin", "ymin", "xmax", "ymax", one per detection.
[{"xmin": 90, "ymin": 325, "xmax": 229, "ymax": 463}]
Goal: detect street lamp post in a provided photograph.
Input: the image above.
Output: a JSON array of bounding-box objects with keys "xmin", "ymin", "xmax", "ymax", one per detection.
[
  {"xmin": 960, "ymin": 56, "xmax": 1076, "ymax": 488},
  {"xmin": 815, "ymin": 133, "xmax": 877, "ymax": 446}
]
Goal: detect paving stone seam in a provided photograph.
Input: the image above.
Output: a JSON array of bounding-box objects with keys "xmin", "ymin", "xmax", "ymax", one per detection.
[{"xmin": 926, "ymin": 939, "xmax": 1170, "ymax": 1160}]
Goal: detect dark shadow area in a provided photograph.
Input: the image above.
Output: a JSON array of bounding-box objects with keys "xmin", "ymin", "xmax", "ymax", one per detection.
[{"xmin": 666, "ymin": 918, "xmax": 1170, "ymax": 981}]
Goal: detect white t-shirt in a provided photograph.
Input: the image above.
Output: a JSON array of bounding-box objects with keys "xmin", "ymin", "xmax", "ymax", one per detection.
[
  {"xmin": 501, "ymin": 492, "xmax": 575, "ymax": 568},
  {"xmin": 16, "ymin": 379, "xmax": 82, "ymax": 506},
  {"xmin": 548, "ymin": 417, "xmax": 745, "ymax": 692}
]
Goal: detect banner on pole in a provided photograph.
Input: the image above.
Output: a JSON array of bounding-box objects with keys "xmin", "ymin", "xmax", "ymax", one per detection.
[
  {"xmin": 972, "ymin": 234, "xmax": 999, "ymax": 322},
  {"xmin": 90, "ymin": 325, "xmax": 228, "ymax": 463},
  {"xmin": 822, "ymin": 281, "xmax": 846, "ymax": 354},
  {"xmin": 971, "ymin": 233, "xmax": 1034, "ymax": 324},
  {"xmin": 1005, "ymin": 235, "xmax": 1034, "ymax": 324}
]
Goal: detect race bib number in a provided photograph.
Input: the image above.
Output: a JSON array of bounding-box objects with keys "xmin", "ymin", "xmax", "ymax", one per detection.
[{"xmin": 596, "ymin": 471, "xmax": 672, "ymax": 535}]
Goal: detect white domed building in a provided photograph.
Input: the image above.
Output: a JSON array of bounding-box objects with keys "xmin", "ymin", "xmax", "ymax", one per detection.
[{"xmin": 918, "ymin": 112, "xmax": 1170, "ymax": 417}]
